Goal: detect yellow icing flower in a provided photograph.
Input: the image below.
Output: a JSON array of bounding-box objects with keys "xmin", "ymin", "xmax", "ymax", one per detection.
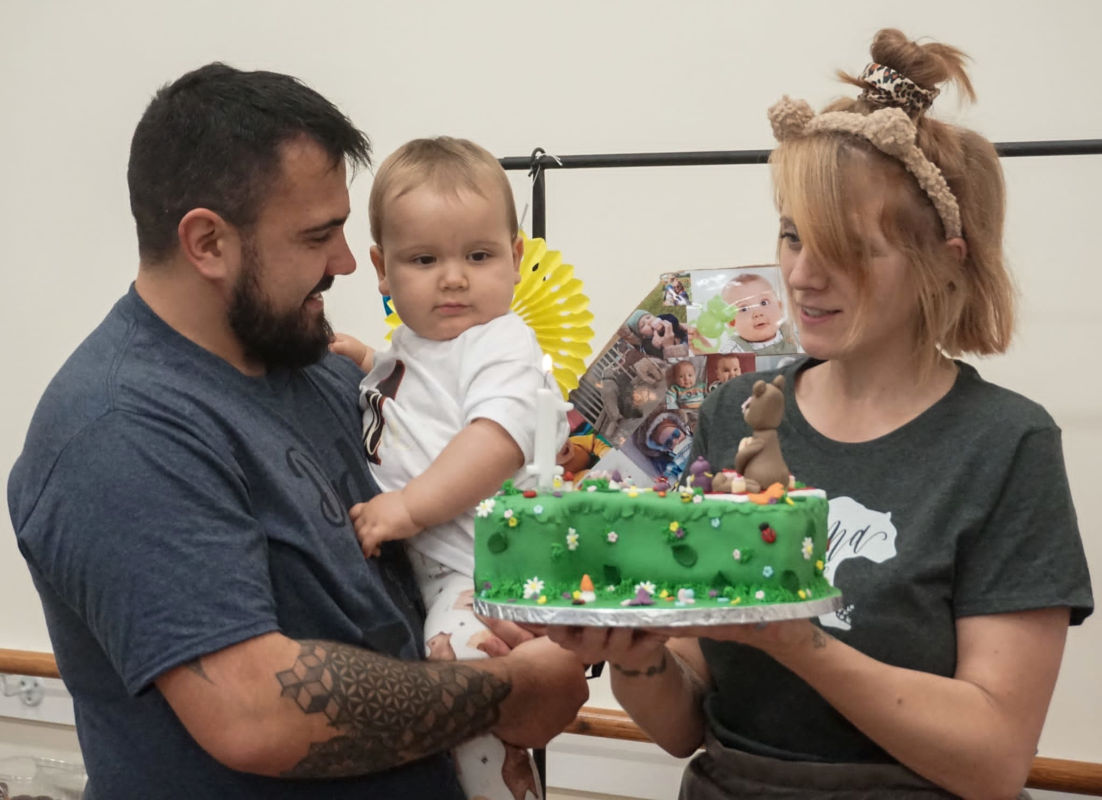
[
  {"xmin": 668, "ymin": 521, "xmax": 679, "ymax": 532},
  {"xmin": 659, "ymin": 589, "xmax": 669, "ymax": 599},
  {"xmin": 815, "ymin": 559, "xmax": 824, "ymax": 572},
  {"xmin": 537, "ymin": 595, "xmax": 548, "ymax": 605},
  {"xmin": 508, "ymin": 517, "xmax": 518, "ymax": 528},
  {"xmin": 798, "ymin": 589, "xmax": 807, "ymax": 599}
]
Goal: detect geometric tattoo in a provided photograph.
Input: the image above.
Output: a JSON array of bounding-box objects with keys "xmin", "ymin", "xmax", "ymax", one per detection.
[{"xmin": 276, "ymin": 640, "xmax": 511, "ymax": 778}]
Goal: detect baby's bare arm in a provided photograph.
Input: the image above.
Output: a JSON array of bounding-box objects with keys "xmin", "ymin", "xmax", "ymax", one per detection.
[{"xmin": 403, "ymin": 419, "xmax": 524, "ymax": 530}]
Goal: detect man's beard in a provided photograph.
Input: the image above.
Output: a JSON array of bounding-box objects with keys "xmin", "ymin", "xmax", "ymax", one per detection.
[{"xmin": 228, "ymin": 244, "xmax": 334, "ymax": 371}]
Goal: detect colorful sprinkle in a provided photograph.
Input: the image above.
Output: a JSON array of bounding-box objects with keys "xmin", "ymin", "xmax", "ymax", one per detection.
[{"xmin": 522, "ymin": 490, "xmax": 537, "ymax": 498}]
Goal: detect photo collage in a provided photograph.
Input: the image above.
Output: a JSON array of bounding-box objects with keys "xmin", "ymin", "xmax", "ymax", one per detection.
[{"xmin": 566, "ymin": 266, "xmax": 803, "ymax": 485}]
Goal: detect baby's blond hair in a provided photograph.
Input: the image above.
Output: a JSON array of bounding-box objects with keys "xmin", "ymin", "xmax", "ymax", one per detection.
[{"xmin": 369, "ymin": 136, "xmax": 518, "ymax": 245}]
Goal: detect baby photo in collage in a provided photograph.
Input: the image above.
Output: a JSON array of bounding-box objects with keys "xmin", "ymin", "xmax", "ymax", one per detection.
[
  {"xmin": 685, "ymin": 265, "xmax": 801, "ymax": 356},
  {"xmin": 567, "ymin": 266, "xmax": 804, "ymax": 484}
]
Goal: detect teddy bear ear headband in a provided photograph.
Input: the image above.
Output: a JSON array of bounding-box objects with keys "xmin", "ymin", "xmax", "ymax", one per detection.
[{"xmin": 767, "ymin": 62, "xmax": 962, "ymax": 240}]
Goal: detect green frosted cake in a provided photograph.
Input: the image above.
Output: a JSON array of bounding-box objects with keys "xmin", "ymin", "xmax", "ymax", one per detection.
[{"xmin": 472, "ymin": 476, "xmax": 841, "ymax": 626}]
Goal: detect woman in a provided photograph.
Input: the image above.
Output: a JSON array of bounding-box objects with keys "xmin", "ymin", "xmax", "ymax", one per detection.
[{"xmin": 547, "ymin": 29, "xmax": 1092, "ymax": 799}]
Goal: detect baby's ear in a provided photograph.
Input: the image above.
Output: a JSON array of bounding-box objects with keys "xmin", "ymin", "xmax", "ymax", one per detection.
[
  {"xmin": 512, "ymin": 235, "xmax": 524, "ymax": 282},
  {"xmin": 370, "ymin": 245, "xmax": 389, "ymax": 295}
]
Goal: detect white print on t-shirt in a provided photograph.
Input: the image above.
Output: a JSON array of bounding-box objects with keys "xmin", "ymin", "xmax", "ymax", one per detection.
[{"xmin": 818, "ymin": 496, "xmax": 898, "ymax": 631}]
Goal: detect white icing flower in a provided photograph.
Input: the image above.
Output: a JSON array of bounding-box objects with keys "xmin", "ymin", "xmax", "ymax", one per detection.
[
  {"xmin": 762, "ymin": 566, "xmax": 774, "ymax": 578},
  {"xmin": 503, "ymin": 509, "xmax": 514, "ymax": 519},
  {"xmin": 732, "ymin": 548, "xmax": 742, "ymax": 561},
  {"xmin": 566, "ymin": 531, "xmax": 579, "ymax": 550},
  {"xmin": 711, "ymin": 518, "xmax": 722, "ymax": 528},
  {"xmin": 607, "ymin": 531, "xmax": 619, "ymax": 543},
  {"xmin": 635, "ymin": 581, "xmax": 656, "ymax": 595},
  {"xmin": 802, "ymin": 537, "xmax": 814, "ymax": 560},
  {"xmin": 476, "ymin": 498, "xmax": 496, "ymax": 518},
  {"xmin": 533, "ymin": 505, "xmax": 544, "ymax": 515},
  {"xmin": 523, "ymin": 577, "xmax": 545, "ymax": 599},
  {"xmin": 755, "ymin": 590, "xmax": 765, "ymax": 600},
  {"xmin": 692, "ymin": 494, "xmax": 703, "ymax": 504}
]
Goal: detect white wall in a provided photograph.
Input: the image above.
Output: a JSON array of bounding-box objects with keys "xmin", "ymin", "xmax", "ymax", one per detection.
[{"xmin": 2, "ymin": 0, "xmax": 1099, "ymax": 789}]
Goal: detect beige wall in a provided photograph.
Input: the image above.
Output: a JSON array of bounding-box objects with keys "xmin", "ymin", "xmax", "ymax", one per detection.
[{"xmin": 1, "ymin": 0, "xmax": 1098, "ymax": 786}]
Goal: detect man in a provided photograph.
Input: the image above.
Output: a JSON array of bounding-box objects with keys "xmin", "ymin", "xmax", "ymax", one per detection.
[{"xmin": 7, "ymin": 63, "xmax": 586, "ymax": 799}]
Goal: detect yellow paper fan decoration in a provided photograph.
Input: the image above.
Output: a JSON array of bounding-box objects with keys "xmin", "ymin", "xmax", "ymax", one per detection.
[{"xmin": 383, "ymin": 232, "xmax": 594, "ymax": 398}]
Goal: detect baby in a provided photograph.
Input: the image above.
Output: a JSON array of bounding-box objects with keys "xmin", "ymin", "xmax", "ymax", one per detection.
[
  {"xmin": 665, "ymin": 360, "xmax": 705, "ymax": 412},
  {"xmin": 719, "ymin": 272, "xmax": 798, "ymax": 355},
  {"xmin": 336, "ymin": 136, "xmax": 566, "ymax": 800},
  {"xmin": 707, "ymin": 353, "xmax": 743, "ymax": 392}
]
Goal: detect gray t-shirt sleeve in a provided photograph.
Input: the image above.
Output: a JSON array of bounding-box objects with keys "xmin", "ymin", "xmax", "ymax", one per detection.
[
  {"xmin": 25, "ymin": 410, "xmax": 279, "ymax": 694},
  {"xmin": 954, "ymin": 425, "xmax": 1091, "ymax": 624}
]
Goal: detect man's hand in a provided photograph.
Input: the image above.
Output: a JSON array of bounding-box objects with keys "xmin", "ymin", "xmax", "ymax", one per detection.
[
  {"xmin": 349, "ymin": 491, "xmax": 421, "ymax": 558},
  {"xmin": 492, "ymin": 636, "xmax": 589, "ymax": 748}
]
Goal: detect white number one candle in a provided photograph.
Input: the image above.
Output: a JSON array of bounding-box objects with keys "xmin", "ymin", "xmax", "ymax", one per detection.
[{"xmin": 532, "ymin": 354, "xmax": 560, "ymax": 491}]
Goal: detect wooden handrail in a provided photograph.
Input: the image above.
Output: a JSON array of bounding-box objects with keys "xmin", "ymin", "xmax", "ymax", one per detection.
[{"xmin": 3, "ymin": 649, "xmax": 1102, "ymax": 795}]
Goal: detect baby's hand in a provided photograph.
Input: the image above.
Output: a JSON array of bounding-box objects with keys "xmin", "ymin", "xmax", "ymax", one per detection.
[
  {"xmin": 329, "ymin": 332, "xmax": 374, "ymax": 371},
  {"xmin": 349, "ymin": 491, "xmax": 421, "ymax": 558}
]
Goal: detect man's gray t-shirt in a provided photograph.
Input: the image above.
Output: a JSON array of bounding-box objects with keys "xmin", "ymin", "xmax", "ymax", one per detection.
[
  {"xmin": 8, "ymin": 286, "xmax": 463, "ymax": 798},
  {"xmin": 691, "ymin": 359, "xmax": 1092, "ymax": 763}
]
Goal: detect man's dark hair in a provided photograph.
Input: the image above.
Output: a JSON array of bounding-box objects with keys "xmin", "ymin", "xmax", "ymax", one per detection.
[{"xmin": 128, "ymin": 63, "xmax": 371, "ymax": 262}]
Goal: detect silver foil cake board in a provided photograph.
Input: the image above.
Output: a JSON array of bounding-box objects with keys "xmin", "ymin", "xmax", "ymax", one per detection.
[{"xmin": 474, "ymin": 593, "xmax": 842, "ymax": 627}]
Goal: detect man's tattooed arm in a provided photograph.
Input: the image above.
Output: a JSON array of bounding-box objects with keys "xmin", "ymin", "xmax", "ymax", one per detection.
[{"xmin": 275, "ymin": 640, "xmax": 511, "ymax": 778}]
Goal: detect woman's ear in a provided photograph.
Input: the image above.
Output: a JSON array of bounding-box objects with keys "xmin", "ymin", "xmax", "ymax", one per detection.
[{"xmin": 945, "ymin": 237, "xmax": 968, "ymax": 265}]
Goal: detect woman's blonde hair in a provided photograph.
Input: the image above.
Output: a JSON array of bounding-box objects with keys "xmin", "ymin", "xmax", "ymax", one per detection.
[
  {"xmin": 770, "ymin": 28, "xmax": 1014, "ymax": 365},
  {"xmin": 368, "ymin": 136, "xmax": 518, "ymax": 245}
]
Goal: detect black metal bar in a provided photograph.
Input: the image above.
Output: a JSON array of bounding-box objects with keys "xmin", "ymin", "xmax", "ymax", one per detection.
[
  {"xmin": 499, "ymin": 139, "xmax": 1102, "ymax": 240},
  {"xmin": 502, "ymin": 139, "xmax": 1102, "ymax": 172},
  {"xmin": 532, "ymin": 167, "xmax": 546, "ymax": 239}
]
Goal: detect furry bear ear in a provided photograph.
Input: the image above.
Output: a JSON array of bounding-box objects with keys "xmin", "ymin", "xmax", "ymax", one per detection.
[
  {"xmin": 752, "ymin": 379, "xmax": 767, "ymax": 397},
  {"xmin": 768, "ymin": 96, "xmax": 815, "ymax": 141}
]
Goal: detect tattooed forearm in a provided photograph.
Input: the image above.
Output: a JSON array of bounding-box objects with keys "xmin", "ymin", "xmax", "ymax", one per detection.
[{"xmin": 276, "ymin": 640, "xmax": 511, "ymax": 778}]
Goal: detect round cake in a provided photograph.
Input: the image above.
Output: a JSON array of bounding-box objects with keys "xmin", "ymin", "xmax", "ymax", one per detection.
[{"xmin": 472, "ymin": 475, "xmax": 841, "ymax": 626}]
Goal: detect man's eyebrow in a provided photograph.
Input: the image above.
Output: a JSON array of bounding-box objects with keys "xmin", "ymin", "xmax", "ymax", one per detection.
[{"xmin": 301, "ymin": 215, "xmax": 348, "ymax": 236}]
